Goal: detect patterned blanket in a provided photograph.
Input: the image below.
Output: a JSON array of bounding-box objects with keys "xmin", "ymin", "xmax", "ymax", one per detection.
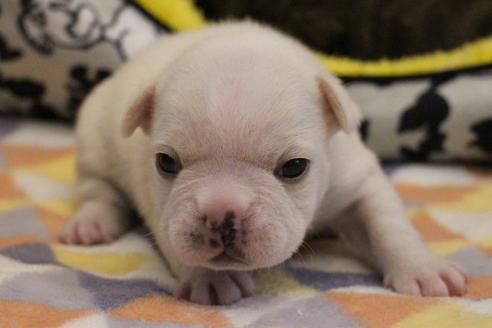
[{"xmin": 1, "ymin": 118, "xmax": 492, "ymax": 327}]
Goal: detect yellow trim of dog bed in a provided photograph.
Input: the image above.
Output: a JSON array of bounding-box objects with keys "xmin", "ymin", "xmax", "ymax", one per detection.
[
  {"xmin": 134, "ymin": 0, "xmax": 492, "ymax": 77},
  {"xmin": 134, "ymin": 0, "xmax": 207, "ymax": 30},
  {"xmin": 317, "ymin": 36, "xmax": 492, "ymax": 77}
]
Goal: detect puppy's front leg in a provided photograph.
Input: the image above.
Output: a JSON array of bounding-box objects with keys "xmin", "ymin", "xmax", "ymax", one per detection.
[
  {"xmin": 59, "ymin": 178, "xmax": 134, "ymax": 244},
  {"xmin": 337, "ymin": 168, "xmax": 467, "ymax": 296}
]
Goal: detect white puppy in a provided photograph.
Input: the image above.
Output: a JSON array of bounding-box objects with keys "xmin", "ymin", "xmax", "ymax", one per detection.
[{"xmin": 59, "ymin": 22, "xmax": 467, "ymax": 305}]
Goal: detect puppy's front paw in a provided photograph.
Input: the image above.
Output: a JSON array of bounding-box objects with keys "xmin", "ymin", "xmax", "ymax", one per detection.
[
  {"xmin": 59, "ymin": 201, "xmax": 130, "ymax": 245},
  {"xmin": 175, "ymin": 268, "xmax": 254, "ymax": 305},
  {"xmin": 384, "ymin": 258, "xmax": 467, "ymax": 297}
]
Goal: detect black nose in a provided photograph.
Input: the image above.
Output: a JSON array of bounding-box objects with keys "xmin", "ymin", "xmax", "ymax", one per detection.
[
  {"xmin": 220, "ymin": 212, "xmax": 236, "ymax": 247},
  {"xmin": 203, "ymin": 211, "xmax": 236, "ymax": 248}
]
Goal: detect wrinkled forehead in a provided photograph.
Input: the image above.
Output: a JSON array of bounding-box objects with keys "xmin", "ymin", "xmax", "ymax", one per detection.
[{"xmin": 152, "ymin": 60, "xmax": 324, "ymax": 166}]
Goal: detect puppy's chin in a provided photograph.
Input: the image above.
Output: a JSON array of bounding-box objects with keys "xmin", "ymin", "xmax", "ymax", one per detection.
[{"xmin": 165, "ymin": 211, "xmax": 306, "ymax": 271}]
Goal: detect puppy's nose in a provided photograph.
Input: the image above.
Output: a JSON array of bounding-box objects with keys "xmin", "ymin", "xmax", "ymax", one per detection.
[
  {"xmin": 197, "ymin": 186, "xmax": 251, "ymax": 248},
  {"xmin": 197, "ymin": 183, "xmax": 251, "ymax": 226},
  {"xmin": 202, "ymin": 210, "xmax": 236, "ymax": 248},
  {"xmin": 201, "ymin": 200, "xmax": 244, "ymax": 231}
]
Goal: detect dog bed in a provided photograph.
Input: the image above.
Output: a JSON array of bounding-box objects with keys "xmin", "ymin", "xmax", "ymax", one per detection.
[
  {"xmin": 1, "ymin": 0, "xmax": 492, "ymax": 161},
  {"xmin": 1, "ymin": 117, "xmax": 492, "ymax": 327}
]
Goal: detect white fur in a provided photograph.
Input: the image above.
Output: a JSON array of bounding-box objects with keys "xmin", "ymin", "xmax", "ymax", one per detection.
[{"xmin": 59, "ymin": 22, "xmax": 467, "ymax": 305}]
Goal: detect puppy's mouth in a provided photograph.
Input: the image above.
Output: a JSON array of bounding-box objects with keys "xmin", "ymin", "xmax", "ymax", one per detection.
[{"xmin": 209, "ymin": 249, "xmax": 248, "ymax": 268}]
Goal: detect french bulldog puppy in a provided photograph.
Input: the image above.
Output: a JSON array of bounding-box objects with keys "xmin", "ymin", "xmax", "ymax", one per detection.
[{"xmin": 59, "ymin": 22, "xmax": 467, "ymax": 305}]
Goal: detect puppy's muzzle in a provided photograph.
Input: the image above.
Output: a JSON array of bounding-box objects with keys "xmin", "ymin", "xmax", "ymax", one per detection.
[{"xmin": 194, "ymin": 185, "xmax": 251, "ymax": 265}]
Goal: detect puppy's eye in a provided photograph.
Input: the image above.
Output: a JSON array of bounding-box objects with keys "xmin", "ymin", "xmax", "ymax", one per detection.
[
  {"xmin": 275, "ymin": 158, "xmax": 309, "ymax": 180},
  {"xmin": 156, "ymin": 153, "xmax": 182, "ymax": 175}
]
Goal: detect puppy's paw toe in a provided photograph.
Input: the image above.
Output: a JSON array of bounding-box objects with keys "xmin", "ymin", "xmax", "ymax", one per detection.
[
  {"xmin": 438, "ymin": 262, "xmax": 467, "ymax": 296},
  {"xmin": 58, "ymin": 201, "xmax": 129, "ymax": 245},
  {"xmin": 175, "ymin": 269, "xmax": 254, "ymax": 305},
  {"xmin": 59, "ymin": 221, "xmax": 111, "ymax": 245},
  {"xmin": 385, "ymin": 259, "xmax": 467, "ymax": 297}
]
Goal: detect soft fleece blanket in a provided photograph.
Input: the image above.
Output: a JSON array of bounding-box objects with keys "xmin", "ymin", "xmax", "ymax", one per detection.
[{"xmin": 1, "ymin": 118, "xmax": 492, "ymax": 327}]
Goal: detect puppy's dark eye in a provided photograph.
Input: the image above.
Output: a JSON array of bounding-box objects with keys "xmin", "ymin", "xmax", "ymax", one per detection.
[
  {"xmin": 275, "ymin": 158, "xmax": 309, "ymax": 180},
  {"xmin": 156, "ymin": 153, "xmax": 182, "ymax": 175}
]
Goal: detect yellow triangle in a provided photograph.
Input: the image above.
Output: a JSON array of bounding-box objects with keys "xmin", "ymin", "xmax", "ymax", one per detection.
[
  {"xmin": 25, "ymin": 154, "xmax": 76, "ymax": 184},
  {"xmin": 0, "ymin": 199, "xmax": 30, "ymax": 213},
  {"xmin": 36, "ymin": 198, "xmax": 76, "ymax": 219},
  {"xmin": 479, "ymin": 232, "xmax": 492, "ymax": 249},
  {"xmin": 407, "ymin": 208, "xmax": 420, "ymax": 217},
  {"xmin": 255, "ymin": 268, "xmax": 315, "ymax": 294},
  {"xmin": 51, "ymin": 244, "xmax": 159, "ymax": 276},
  {"xmin": 431, "ymin": 186, "xmax": 492, "ymax": 213},
  {"xmin": 395, "ymin": 302, "xmax": 492, "ymax": 328},
  {"xmin": 426, "ymin": 239, "xmax": 470, "ymax": 256}
]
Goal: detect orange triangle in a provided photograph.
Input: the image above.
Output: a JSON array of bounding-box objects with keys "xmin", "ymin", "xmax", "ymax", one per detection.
[
  {"xmin": 327, "ymin": 291, "xmax": 438, "ymax": 328},
  {"xmin": 0, "ymin": 144, "xmax": 73, "ymax": 168},
  {"xmin": 395, "ymin": 183, "xmax": 479, "ymax": 204},
  {"xmin": 111, "ymin": 294, "xmax": 230, "ymax": 327},
  {"xmin": 0, "ymin": 172, "xmax": 26, "ymax": 199},
  {"xmin": 464, "ymin": 276, "xmax": 492, "ymax": 299},
  {"xmin": 479, "ymin": 245, "xmax": 492, "ymax": 257},
  {"xmin": 0, "ymin": 234, "xmax": 40, "ymax": 249},
  {"xmin": 410, "ymin": 211, "xmax": 465, "ymax": 242},
  {"xmin": 0, "ymin": 299, "xmax": 90, "ymax": 328}
]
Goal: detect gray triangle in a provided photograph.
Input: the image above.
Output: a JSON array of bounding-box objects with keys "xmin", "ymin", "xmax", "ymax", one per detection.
[
  {"xmin": 246, "ymin": 294, "xmax": 360, "ymax": 328},
  {"xmin": 77, "ymin": 270, "xmax": 170, "ymax": 310},
  {"xmin": 0, "ymin": 206, "xmax": 49, "ymax": 240},
  {"xmin": 0, "ymin": 269, "xmax": 95, "ymax": 308},
  {"xmin": 285, "ymin": 263, "xmax": 382, "ymax": 291},
  {"xmin": 107, "ymin": 315, "xmax": 197, "ymax": 328},
  {"xmin": 448, "ymin": 247, "xmax": 492, "ymax": 276},
  {"xmin": 0, "ymin": 242, "xmax": 56, "ymax": 265}
]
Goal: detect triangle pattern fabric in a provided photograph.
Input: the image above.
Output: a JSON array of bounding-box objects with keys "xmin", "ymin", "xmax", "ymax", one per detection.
[{"xmin": 1, "ymin": 117, "xmax": 492, "ymax": 326}]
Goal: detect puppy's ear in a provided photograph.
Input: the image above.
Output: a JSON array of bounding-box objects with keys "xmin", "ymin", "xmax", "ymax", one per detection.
[
  {"xmin": 317, "ymin": 75, "xmax": 362, "ymax": 134},
  {"xmin": 121, "ymin": 85, "xmax": 155, "ymax": 137}
]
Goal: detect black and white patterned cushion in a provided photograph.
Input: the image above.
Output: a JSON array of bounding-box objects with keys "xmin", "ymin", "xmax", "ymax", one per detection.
[{"xmin": 0, "ymin": 0, "xmax": 491, "ymax": 161}]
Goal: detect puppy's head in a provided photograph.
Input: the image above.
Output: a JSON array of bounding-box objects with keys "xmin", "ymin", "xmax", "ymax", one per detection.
[{"xmin": 122, "ymin": 36, "xmax": 361, "ymax": 270}]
